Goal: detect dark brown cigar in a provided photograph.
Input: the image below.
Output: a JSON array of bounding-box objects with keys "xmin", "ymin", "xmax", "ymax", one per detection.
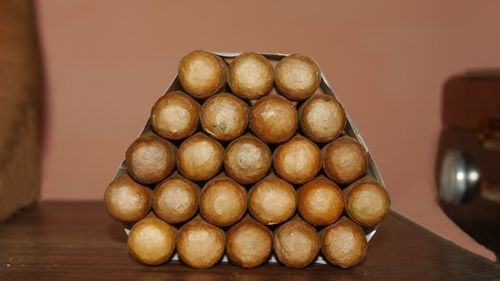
[
  {"xmin": 250, "ymin": 95, "xmax": 298, "ymax": 144},
  {"xmin": 104, "ymin": 173, "xmax": 151, "ymax": 223},
  {"xmin": 224, "ymin": 134, "xmax": 272, "ymax": 184},
  {"xmin": 228, "ymin": 52, "xmax": 274, "ymax": 99},
  {"xmin": 275, "ymin": 54, "xmax": 321, "ymax": 101},
  {"xmin": 176, "ymin": 132, "xmax": 224, "ymax": 181},
  {"xmin": 273, "ymin": 217, "xmax": 320, "ymax": 268},
  {"xmin": 344, "ymin": 176, "xmax": 390, "ymax": 227},
  {"xmin": 152, "ymin": 173, "xmax": 200, "ymax": 224},
  {"xmin": 226, "ymin": 215, "xmax": 273, "ymax": 268},
  {"xmin": 125, "ymin": 132, "xmax": 176, "ymax": 185},
  {"xmin": 320, "ymin": 217, "xmax": 367, "ymax": 268},
  {"xmin": 248, "ymin": 174, "xmax": 297, "ymax": 225},
  {"xmin": 274, "ymin": 135, "xmax": 321, "ymax": 184},
  {"xmin": 178, "ymin": 50, "xmax": 227, "ymax": 99},
  {"xmin": 299, "ymin": 93, "xmax": 346, "ymax": 143},
  {"xmin": 150, "ymin": 91, "xmax": 200, "ymax": 140},
  {"xmin": 127, "ymin": 217, "xmax": 176, "ymax": 265},
  {"xmin": 200, "ymin": 92, "xmax": 249, "ymax": 141},
  {"xmin": 322, "ymin": 135, "xmax": 368, "ymax": 184},
  {"xmin": 297, "ymin": 175, "xmax": 344, "ymax": 226},
  {"xmin": 199, "ymin": 174, "xmax": 247, "ymax": 227},
  {"xmin": 176, "ymin": 216, "xmax": 225, "ymax": 269}
]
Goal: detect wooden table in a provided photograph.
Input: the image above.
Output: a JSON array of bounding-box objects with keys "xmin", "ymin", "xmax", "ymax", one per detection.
[{"xmin": 0, "ymin": 202, "xmax": 499, "ymax": 280}]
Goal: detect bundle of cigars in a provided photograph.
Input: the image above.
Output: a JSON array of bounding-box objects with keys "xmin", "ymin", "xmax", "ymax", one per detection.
[{"xmin": 104, "ymin": 50, "xmax": 391, "ymax": 269}]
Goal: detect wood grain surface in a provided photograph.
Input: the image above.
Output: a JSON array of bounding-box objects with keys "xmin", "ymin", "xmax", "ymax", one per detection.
[{"xmin": 0, "ymin": 202, "xmax": 499, "ymax": 281}]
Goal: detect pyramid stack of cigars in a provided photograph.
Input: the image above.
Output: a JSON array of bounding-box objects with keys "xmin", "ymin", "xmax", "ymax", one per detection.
[{"xmin": 104, "ymin": 50, "xmax": 391, "ymax": 269}]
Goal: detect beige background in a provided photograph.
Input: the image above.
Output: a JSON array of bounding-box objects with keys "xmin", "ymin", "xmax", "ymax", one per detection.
[{"xmin": 35, "ymin": 0, "xmax": 500, "ymax": 259}]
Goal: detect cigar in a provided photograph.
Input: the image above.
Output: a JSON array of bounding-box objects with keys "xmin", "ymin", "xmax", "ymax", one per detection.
[
  {"xmin": 152, "ymin": 173, "xmax": 200, "ymax": 224},
  {"xmin": 199, "ymin": 174, "xmax": 247, "ymax": 227},
  {"xmin": 127, "ymin": 217, "xmax": 177, "ymax": 265},
  {"xmin": 228, "ymin": 52, "xmax": 274, "ymax": 99},
  {"xmin": 275, "ymin": 54, "xmax": 321, "ymax": 101},
  {"xmin": 150, "ymin": 91, "xmax": 200, "ymax": 140},
  {"xmin": 273, "ymin": 217, "xmax": 320, "ymax": 268},
  {"xmin": 226, "ymin": 215, "xmax": 273, "ymax": 268},
  {"xmin": 248, "ymin": 174, "xmax": 297, "ymax": 225},
  {"xmin": 176, "ymin": 216, "xmax": 225, "ymax": 269},
  {"xmin": 224, "ymin": 134, "xmax": 272, "ymax": 184},
  {"xmin": 250, "ymin": 95, "xmax": 298, "ymax": 144},
  {"xmin": 344, "ymin": 176, "xmax": 390, "ymax": 227},
  {"xmin": 297, "ymin": 176, "xmax": 344, "ymax": 226},
  {"xmin": 299, "ymin": 93, "xmax": 346, "ymax": 143},
  {"xmin": 322, "ymin": 135, "xmax": 368, "ymax": 184},
  {"xmin": 177, "ymin": 132, "xmax": 224, "ymax": 181},
  {"xmin": 200, "ymin": 92, "xmax": 249, "ymax": 141},
  {"xmin": 178, "ymin": 50, "xmax": 227, "ymax": 99},
  {"xmin": 104, "ymin": 173, "xmax": 151, "ymax": 223},
  {"xmin": 320, "ymin": 217, "xmax": 367, "ymax": 268},
  {"xmin": 273, "ymin": 135, "xmax": 321, "ymax": 184},
  {"xmin": 125, "ymin": 132, "xmax": 176, "ymax": 185}
]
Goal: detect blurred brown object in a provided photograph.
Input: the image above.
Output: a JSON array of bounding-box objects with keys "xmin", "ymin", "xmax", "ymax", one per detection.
[
  {"xmin": 0, "ymin": 0, "xmax": 43, "ymax": 220},
  {"xmin": 441, "ymin": 70, "xmax": 500, "ymax": 132},
  {"xmin": 436, "ymin": 70, "xmax": 500, "ymax": 259},
  {"xmin": 437, "ymin": 70, "xmax": 500, "ymax": 203}
]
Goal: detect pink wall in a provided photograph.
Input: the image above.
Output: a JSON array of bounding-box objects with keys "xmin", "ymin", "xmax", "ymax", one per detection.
[{"xmin": 36, "ymin": 0, "xmax": 500, "ymax": 259}]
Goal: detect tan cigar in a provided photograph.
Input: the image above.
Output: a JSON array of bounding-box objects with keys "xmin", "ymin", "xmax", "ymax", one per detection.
[
  {"xmin": 125, "ymin": 132, "xmax": 176, "ymax": 185},
  {"xmin": 177, "ymin": 133, "xmax": 224, "ymax": 181},
  {"xmin": 178, "ymin": 50, "xmax": 227, "ymax": 99},
  {"xmin": 344, "ymin": 176, "xmax": 390, "ymax": 227},
  {"xmin": 228, "ymin": 52, "xmax": 274, "ymax": 99},
  {"xmin": 275, "ymin": 54, "xmax": 321, "ymax": 101},
  {"xmin": 224, "ymin": 134, "xmax": 272, "ymax": 184},
  {"xmin": 250, "ymin": 95, "xmax": 298, "ymax": 144},
  {"xmin": 299, "ymin": 94, "xmax": 346, "ymax": 143},
  {"xmin": 152, "ymin": 173, "xmax": 200, "ymax": 224},
  {"xmin": 320, "ymin": 217, "xmax": 367, "ymax": 268},
  {"xmin": 200, "ymin": 92, "xmax": 249, "ymax": 141},
  {"xmin": 150, "ymin": 91, "xmax": 200, "ymax": 140},
  {"xmin": 248, "ymin": 174, "xmax": 297, "ymax": 225},
  {"xmin": 226, "ymin": 215, "xmax": 273, "ymax": 268},
  {"xmin": 273, "ymin": 217, "xmax": 320, "ymax": 268},
  {"xmin": 322, "ymin": 135, "xmax": 368, "ymax": 184},
  {"xmin": 297, "ymin": 176, "xmax": 344, "ymax": 226},
  {"xmin": 127, "ymin": 217, "xmax": 176, "ymax": 265},
  {"xmin": 104, "ymin": 174, "xmax": 151, "ymax": 223},
  {"xmin": 273, "ymin": 135, "xmax": 321, "ymax": 184},
  {"xmin": 177, "ymin": 216, "xmax": 225, "ymax": 269},
  {"xmin": 199, "ymin": 174, "xmax": 247, "ymax": 227}
]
